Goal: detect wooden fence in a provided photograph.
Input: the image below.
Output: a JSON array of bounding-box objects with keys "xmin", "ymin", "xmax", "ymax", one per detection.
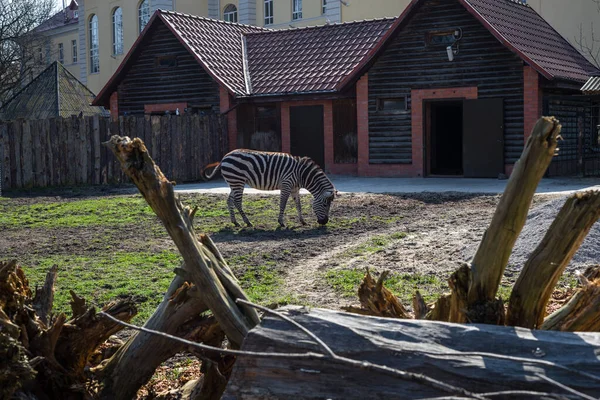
[{"xmin": 0, "ymin": 114, "xmax": 228, "ymax": 191}]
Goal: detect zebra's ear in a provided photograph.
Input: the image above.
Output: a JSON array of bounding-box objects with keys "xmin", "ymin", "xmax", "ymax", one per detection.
[{"xmin": 335, "ymin": 190, "xmax": 340, "ymax": 197}]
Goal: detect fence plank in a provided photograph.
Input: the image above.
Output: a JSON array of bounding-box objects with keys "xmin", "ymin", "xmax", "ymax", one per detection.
[
  {"xmin": 21, "ymin": 120, "xmax": 33, "ymax": 188},
  {"xmin": 93, "ymin": 116, "xmax": 101, "ymax": 185}
]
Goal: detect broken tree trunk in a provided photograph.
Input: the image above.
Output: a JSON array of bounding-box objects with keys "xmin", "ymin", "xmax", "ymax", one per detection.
[
  {"xmin": 542, "ymin": 266, "xmax": 600, "ymax": 331},
  {"xmin": 343, "ymin": 270, "xmax": 409, "ymax": 318},
  {"xmin": 467, "ymin": 117, "xmax": 561, "ymax": 321},
  {"xmin": 224, "ymin": 306, "xmax": 600, "ymax": 399},
  {"xmin": 105, "ymin": 136, "xmax": 259, "ymax": 347},
  {"xmin": 507, "ymin": 191, "xmax": 600, "ymax": 328}
]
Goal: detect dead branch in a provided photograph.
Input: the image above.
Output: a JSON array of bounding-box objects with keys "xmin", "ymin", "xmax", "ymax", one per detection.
[
  {"xmin": 412, "ymin": 291, "xmax": 429, "ymax": 319},
  {"xmin": 32, "ymin": 264, "xmax": 57, "ymax": 325},
  {"xmin": 467, "ymin": 117, "xmax": 561, "ymax": 322},
  {"xmin": 343, "ymin": 270, "xmax": 410, "ymax": 318},
  {"xmin": 105, "ymin": 135, "xmax": 259, "ymax": 346},
  {"xmin": 507, "ymin": 191, "xmax": 600, "ymax": 328}
]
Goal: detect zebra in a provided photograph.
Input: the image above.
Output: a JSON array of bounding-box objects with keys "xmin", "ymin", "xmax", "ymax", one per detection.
[{"xmin": 202, "ymin": 149, "xmax": 337, "ymax": 227}]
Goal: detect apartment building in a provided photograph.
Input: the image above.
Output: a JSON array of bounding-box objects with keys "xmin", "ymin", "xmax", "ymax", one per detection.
[{"xmin": 36, "ymin": 0, "xmax": 600, "ymax": 95}]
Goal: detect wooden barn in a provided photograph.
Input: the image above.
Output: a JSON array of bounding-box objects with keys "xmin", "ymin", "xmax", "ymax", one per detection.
[{"xmin": 94, "ymin": 0, "xmax": 600, "ymax": 178}]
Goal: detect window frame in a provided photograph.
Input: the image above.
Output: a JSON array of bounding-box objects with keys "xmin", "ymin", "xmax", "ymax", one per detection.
[
  {"xmin": 223, "ymin": 4, "xmax": 238, "ymax": 23},
  {"xmin": 292, "ymin": 0, "xmax": 302, "ymax": 20},
  {"xmin": 112, "ymin": 7, "xmax": 124, "ymax": 55},
  {"xmin": 376, "ymin": 97, "xmax": 408, "ymax": 114},
  {"xmin": 72, "ymin": 39, "xmax": 77, "ymax": 63},
  {"xmin": 58, "ymin": 43, "xmax": 64, "ymax": 64},
  {"xmin": 264, "ymin": 0, "xmax": 273, "ymax": 25},
  {"xmin": 138, "ymin": 0, "xmax": 150, "ymax": 34},
  {"xmin": 89, "ymin": 14, "xmax": 99, "ymax": 74},
  {"xmin": 322, "ymin": 0, "xmax": 327, "ymax": 15}
]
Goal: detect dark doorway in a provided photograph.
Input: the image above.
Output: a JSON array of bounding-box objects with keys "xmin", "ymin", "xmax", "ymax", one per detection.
[
  {"xmin": 429, "ymin": 101, "xmax": 463, "ymax": 175},
  {"xmin": 463, "ymin": 98, "xmax": 504, "ymax": 178},
  {"xmin": 290, "ymin": 105, "xmax": 325, "ymax": 167}
]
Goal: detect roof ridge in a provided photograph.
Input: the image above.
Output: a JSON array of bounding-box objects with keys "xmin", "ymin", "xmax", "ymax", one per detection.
[
  {"xmin": 158, "ymin": 9, "xmax": 272, "ymax": 31},
  {"xmin": 244, "ymin": 16, "xmax": 397, "ymax": 36}
]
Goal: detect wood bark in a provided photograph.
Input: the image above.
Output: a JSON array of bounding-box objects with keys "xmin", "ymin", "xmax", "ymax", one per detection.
[
  {"xmin": 32, "ymin": 264, "xmax": 57, "ymax": 325},
  {"xmin": 224, "ymin": 306, "xmax": 600, "ymax": 399},
  {"xmin": 105, "ymin": 135, "xmax": 259, "ymax": 347},
  {"xmin": 343, "ymin": 271, "xmax": 410, "ymax": 318},
  {"xmin": 96, "ymin": 275, "xmax": 211, "ymax": 400},
  {"xmin": 467, "ymin": 117, "xmax": 561, "ymax": 319},
  {"xmin": 507, "ymin": 191, "xmax": 600, "ymax": 328},
  {"xmin": 542, "ymin": 266, "xmax": 600, "ymax": 331}
]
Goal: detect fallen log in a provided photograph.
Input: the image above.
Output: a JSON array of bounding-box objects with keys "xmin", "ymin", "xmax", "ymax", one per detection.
[{"xmin": 224, "ymin": 306, "xmax": 600, "ymax": 399}]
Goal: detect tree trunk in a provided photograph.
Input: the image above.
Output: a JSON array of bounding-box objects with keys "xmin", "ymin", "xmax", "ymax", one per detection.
[
  {"xmin": 224, "ymin": 306, "xmax": 600, "ymax": 399},
  {"xmin": 343, "ymin": 271, "xmax": 409, "ymax": 318},
  {"xmin": 542, "ymin": 266, "xmax": 600, "ymax": 331},
  {"xmin": 467, "ymin": 117, "xmax": 561, "ymax": 321},
  {"xmin": 105, "ymin": 136, "xmax": 259, "ymax": 347},
  {"xmin": 507, "ymin": 191, "xmax": 600, "ymax": 328}
]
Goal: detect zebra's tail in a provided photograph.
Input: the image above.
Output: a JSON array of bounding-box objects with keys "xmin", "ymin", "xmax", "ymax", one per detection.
[{"xmin": 201, "ymin": 162, "xmax": 221, "ymax": 181}]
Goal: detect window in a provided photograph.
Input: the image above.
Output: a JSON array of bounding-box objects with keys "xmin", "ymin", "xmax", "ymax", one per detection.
[
  {"xmin": 322, "ymin": 0, "xmax": 327, "ymax": 15},
  {"xmin": 292, "ymin": 0, "xmax": 302, "ymax": 20},
  {"xmin": 58, "ymin": 43, "xmax": 64, "ymax": 64},
  {"xmin": 37, "ymin": 47, "xmax": 43, "ymax": 63},
  {"xmin": 377, "ymin": 98, "xmax": 407, "ymax": 113},
  {"xmin": 89, "ymin": 14, "xmax": 99, "ymax": 73},
  {"xmin": 264, "ymin": 0, "xmax": 273, "ymax": 25},
  {"xmin": 223, "ymin": 4, "xmax": 237, "ymax": 22},
  {"xmin": 155, "ymin": 55, "xmax": 177, "ymax": 68},
  {"xmin": 427, "ymin": 30, "xmax": 458, "ymax": 46},
  {"xmin": 72, "ymin": 40, "xmax": 77, "ymax": 63},
  {"xmin": 112, "ymin": 7, "xmax": 124, "ymax": 55},
  {"xmin": 138, "ymin": 0, "xmax": 150, "ymax": 33}
]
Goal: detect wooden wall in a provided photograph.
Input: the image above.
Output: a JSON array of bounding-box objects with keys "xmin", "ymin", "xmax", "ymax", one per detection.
[
  {"xmin": 367, "ymin": 0, "xmax": 524, "ymax": 164},
  {"xmin": 0, "ymin": 114, "xmax": 227, "ymax": 191},
  {"xmin": 117, "ymin": 23, "xmax": 220, "ymax": 116}
]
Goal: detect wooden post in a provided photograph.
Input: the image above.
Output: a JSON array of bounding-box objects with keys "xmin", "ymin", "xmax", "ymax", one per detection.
[
  {"xmin": 507, "ymin": 191, "xmax": 600, "ymax": 328},
  {"xmin": 467, "ymin": 117, "xmax": 561, "ymax": 320}
]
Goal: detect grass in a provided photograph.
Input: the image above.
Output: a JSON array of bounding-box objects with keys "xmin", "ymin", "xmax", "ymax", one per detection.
[
  {"xmin": 20, "ymin": 251, "xmax": 181, "ymax": 324},
  {"xmin": 342, "ymin": 232, "xmax": 407, "ymax": 258}
]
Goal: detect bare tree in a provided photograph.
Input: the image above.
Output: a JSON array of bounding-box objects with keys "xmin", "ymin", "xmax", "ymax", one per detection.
[
  {"xmin": 575, "ymin": 0, "xmax": 600, "ymax": 68},
  {"xmin": 0, "ymin": 0, "xmax": 56, "ymax": 106}
]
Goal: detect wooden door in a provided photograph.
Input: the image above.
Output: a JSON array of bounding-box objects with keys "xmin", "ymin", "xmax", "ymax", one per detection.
[
  {"xmin": 463, "ymin": 98, "xmax": 504, "ymax": 178},
  {"xmin": 290, "ymin": 105, "xmax": 325, "ymax": 167}
]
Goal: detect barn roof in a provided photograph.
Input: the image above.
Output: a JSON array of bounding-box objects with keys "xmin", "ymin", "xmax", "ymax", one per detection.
[
  {"xmin": 244, "ymin": 18, "xmax": 394, "ymax": 96},
  {"xmin": 0, "ymin": 61, "xmax": 108, "ymax": 121},
  {"xmin": 581, "ymin": 76, "xmax": 600, "ymax": 94},
  {"xmin": 340, "ymin": 0, "xmax": 600, "ymax": 89}
]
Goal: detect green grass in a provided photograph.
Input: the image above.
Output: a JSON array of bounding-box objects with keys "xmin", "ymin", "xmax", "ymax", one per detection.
[
  {"xmin": 325, "ymin": 269, "xmax": 446, "ymax": 303},
  {"xmin": 0, "ymin": 196, "xmax": 156, "ymax": 229},
  {"xmin": 342, "ymin": 232, "xmax": 407, "ymax": 258},
  {"xmin": 21, "ymin": 251, "xmax": 181, "ymax": 324}
]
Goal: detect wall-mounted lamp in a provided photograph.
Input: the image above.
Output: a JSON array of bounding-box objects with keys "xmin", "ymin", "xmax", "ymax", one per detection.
[{"xmin": 446, "ymin": 28, "xmax": 462, "ymax": 62}]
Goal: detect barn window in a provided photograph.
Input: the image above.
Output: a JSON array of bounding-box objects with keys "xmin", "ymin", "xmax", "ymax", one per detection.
[
  {"xmin": 138, "ymin": 0, "xmax": 150, "ymax": 33},
  {"xmin": 223, "ymin": 4, "xmax": 238, "ymax": 23},
  {"xmin": 426, "ymin": 30, "xmax": 457, "ymax": 46},
  {"xmin": 377, "ymin": 98, "xmax": 407, "ymax": 113},
  {"xmin": 264, "ymin": 0, "xmax": 273, "ymax": 25},
  {"xmin": 292, "ymin": 0, "xmax": 302, "ymax": 20},
  {"xmin": 89, "ymin": 14, "xmax": 99, "ymax": 73},
  {"xmin": 155, "ymin": 55, "xmax": 177, "ymax": 68},
  {"xmin": 112, "ymin": 7, "xmax": 124, "ymax": 55}
]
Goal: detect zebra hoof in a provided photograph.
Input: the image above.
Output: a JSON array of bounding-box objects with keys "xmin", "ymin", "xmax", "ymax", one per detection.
[
  {"xmin": 300, "ymin": 220, "xmax": 307, "ymax": 226},
  {"xmin": 246, "ymin": 222, "xmax": 253, "ymax": 227},
  {"xmin": 233, "ymin": 222, "xmax": 241, "ymax": 227}
]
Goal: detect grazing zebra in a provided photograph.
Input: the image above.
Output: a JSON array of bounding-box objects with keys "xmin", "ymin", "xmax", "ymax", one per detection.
[{"xmin": 202, "ymin": 149, "xmax": 337, "ymax": 227}]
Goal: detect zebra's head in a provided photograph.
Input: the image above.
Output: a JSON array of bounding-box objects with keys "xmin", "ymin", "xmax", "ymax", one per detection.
[{"xmin": 313, "ymin": 189, "xmax": 337, "ymax": 225}]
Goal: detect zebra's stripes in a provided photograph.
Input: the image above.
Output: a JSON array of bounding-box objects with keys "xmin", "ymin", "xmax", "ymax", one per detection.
[{"xmin": 202, "ymin": 149, "xmax": 337, "ymax": 227}]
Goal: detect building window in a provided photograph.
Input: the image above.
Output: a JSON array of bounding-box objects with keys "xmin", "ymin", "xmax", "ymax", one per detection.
[
  {"xmin": 58, "ymin": 43, "xmax": 64, "ymax": 64},
  {"xmin": 264, "ymin": 0, "xmax": 273, "ymax": 25},
  {"xmin": 292, "ymin": 0, "xmax": 302, "ymax": 20},
  {"xmin": 155, "ymin": 55, "xmax": 177, "ymax": 68},
  {"xmin": 138, "ymin": 0, "xmax": 150, "ymax": 33},
  {"xmin": 377, "ymin": 98, "xmax": 407, "ymax": 113},
  {"xmin": 72, "ymin": 40, "xmax": 77, "ymax": 63},
  {"xmin": 223, "ymin": 4, "xmax": 238, "ymax": 22},
  {"xmin": 426, "ymin": 30, "xmax": 457, "ymax": 46},
  {"xmin": 89, "ymin": 14, "xmax": 99, "ymax": 73},
  {"xmin": 322, "ymin": 0, "xmax": 327, "ymax": 15},
  {"xmin": 112, "ymin": 7, "xmax": 124, "ymax": 55},
  {"xmin": 37, "ymin": 47, "xmax": 43, "ymax": 63}
]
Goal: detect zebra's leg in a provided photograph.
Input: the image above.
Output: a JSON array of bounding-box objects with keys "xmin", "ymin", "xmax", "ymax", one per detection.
[
  {"xmin": 278, "ymin": 184, "xmax": 293, "ymax": 227},
  {"xmin": 227, "ymin": 190, "xmax": 240, "ymax": 227},
  {"xmin": 230, "ymin": 186, "xmax": 253, "ymax": 227},
  {"xmin": 291, "ymin": 188, "xmax": 306, "ymax": 225}
]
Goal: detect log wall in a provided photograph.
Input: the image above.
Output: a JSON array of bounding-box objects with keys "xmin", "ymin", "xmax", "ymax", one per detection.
[{"xmin": 0, "ymin": 114, "xmax": 228, "ymax": 191}]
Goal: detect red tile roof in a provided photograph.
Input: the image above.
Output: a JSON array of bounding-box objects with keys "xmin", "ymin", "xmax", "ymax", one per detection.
[
  {"xmin": 461, "ymin": 0, "xmax": 599, "ymax": 82},
  {"xmin": 245, "ymin": 18, "xmax": 394, "ymax": 95}
]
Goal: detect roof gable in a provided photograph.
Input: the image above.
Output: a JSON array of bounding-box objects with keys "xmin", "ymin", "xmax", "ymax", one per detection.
[
  {"xmin": 245, "ymin": 18, "xmax": 394, "ymax": 96},
  {"xmin": 1, "ymin": 62, "xmax": 107, "ymax": 120},
  {"xmin": 342, "ymin": 0, "xmax": 600, "ymax": 88}
]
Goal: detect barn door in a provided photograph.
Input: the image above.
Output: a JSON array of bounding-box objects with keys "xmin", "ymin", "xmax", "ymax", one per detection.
[
  {"xmin": 290, "ymin": 105, "xmax": 325, "ymax": 167},
  {"xmin": 462, "ymin": 98, "xmax": 504, "ymax": 178}
]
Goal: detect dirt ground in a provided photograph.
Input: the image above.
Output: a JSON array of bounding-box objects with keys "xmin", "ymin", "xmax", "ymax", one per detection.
[{"xmin": 0, "ymin": 188, "xmax": 564, "ymax": 311}]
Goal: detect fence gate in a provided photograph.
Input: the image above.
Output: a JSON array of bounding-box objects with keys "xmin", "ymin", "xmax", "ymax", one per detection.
[{"xmin": 544, "ymin": 96, "xmax": 600, "ymax": 177}]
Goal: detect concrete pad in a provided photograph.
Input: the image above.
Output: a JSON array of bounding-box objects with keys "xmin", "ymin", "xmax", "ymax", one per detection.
[{"xmin": 175, "ymin": 176, "xmax": 600, "ymax": 195}]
